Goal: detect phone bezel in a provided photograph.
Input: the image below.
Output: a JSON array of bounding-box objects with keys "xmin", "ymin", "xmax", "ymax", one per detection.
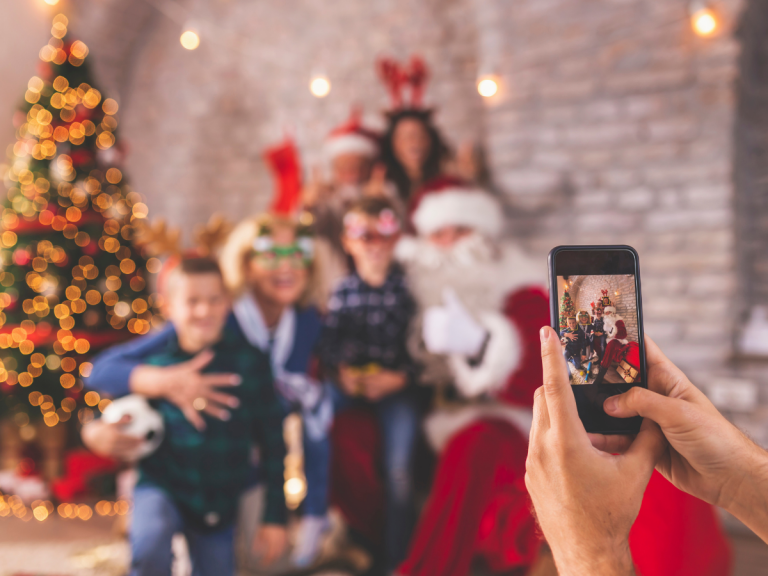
[{"xmin": 547, "ymin": 245, "xmax": 646, "ymax": 435}]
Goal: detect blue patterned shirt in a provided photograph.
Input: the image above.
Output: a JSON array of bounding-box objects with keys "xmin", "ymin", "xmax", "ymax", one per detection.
[{"xmin": 318, "ymin": 268, "xmax": 416, "ymax": 378}]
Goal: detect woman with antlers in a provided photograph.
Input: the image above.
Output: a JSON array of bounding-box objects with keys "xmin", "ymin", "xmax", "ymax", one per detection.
[{"xmin": 376, "ymin": 56, "xmax": 451, "ymax": 206}]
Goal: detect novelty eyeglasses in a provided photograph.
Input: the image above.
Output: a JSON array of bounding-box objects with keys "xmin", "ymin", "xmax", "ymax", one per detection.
[
  {"xmin": 343, "ymin": 209, "xmax": 401, "ymax": 243},
  {"xmin": 251, "ymin": 237, "xmax": 313, "ymax": 270}
]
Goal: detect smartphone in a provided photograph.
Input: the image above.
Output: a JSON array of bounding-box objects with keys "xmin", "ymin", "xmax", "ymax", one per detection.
[{"xmin": 547, "ymin": 245, "xmax": 646, "ymax": 435}]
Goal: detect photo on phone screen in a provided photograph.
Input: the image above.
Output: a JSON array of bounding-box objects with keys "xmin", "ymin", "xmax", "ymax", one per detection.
[{"xmin": 556, "ymin": 274, "xmax": 642, "ymax": 388}]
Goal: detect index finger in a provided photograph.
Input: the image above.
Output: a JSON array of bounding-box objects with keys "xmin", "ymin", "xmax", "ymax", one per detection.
[{"xmin": 539, "ymin": 326, "xmax": 583, "ymax": 438}]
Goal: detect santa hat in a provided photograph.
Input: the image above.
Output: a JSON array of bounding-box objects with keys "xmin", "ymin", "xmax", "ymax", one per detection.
[
  {"xmin": 263, "ymin": 137, "xmax": 302, "ymax": 216},
  {"xmin": 409, "ymin": 176, "xmax": 504, "ymax": 238},
  {"xmin": 325, "ymin": 108, "xmax": 379, "ymax": 160},
  {"xmin": 604, "ymin": 306, "xmax": 617, "ymax": 314}
]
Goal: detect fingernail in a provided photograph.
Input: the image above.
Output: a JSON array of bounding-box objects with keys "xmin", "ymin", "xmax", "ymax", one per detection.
[
  {"xmin": 232, "ymin": 376, "xmax": 242, "ymax": 385},
  {"xmin": 540, "ymin": 327, "xmax": 550, "ymax": 342},
  {"xmin": 229, "ymin": 398, "xmax": 240, "ymax": 408},
  {"xmin": 605, "ymin": 396, "xmax": 618, "ymax": 413},
  {"xmin": 221, "ymin": 411, "xmax": 231, "ymax": 421}
]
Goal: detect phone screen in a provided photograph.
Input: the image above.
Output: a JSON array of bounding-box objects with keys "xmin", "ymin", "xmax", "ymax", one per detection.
[{"xmin": 550, "ymin": 247, "xmax": 645, "ymax": 434}]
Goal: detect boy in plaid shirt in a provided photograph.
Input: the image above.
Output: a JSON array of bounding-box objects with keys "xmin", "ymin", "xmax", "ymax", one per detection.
[
  {"xmin": 317, "ymin": 197, "xmax": 420, "ymax": 572},
  {"xmin": 128, "ymin": 258, "xmax": 287, "ymax": 576}
]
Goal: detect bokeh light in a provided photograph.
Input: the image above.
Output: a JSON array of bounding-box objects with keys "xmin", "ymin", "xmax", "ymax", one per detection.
[
  {"xmin": 691, "ymin": 6, "xmax": 717, "ymax": 36},
  {"xmin": 180, "ymin": 30, "xmax": 200, "ymax": 50},
  {"xmin": 310, "ymin": 76, "xmax": 331, "ymax": 98},
  {"xmin": 477, "ymin": 76, "xmax": 499, "ymax": 98}
]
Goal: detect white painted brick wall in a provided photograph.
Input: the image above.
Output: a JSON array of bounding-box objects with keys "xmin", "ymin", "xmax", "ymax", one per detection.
[{"xmin": 60, "ymin": 0, "xmax": 749, "ymax": 386}]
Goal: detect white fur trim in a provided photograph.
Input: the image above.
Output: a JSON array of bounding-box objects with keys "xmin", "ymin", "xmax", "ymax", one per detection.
[
  {"xmin": 412, "ymin": 189, "xmax": 504, "ymax": 237},
  {"xmin": 324, "ymin": 134, "xmax": 378, "ymax": 160},
  {"xmin": 424, "ymin": 404, "xmax": 533, "ymax": 453},
  {"xmin": 448, "ymin": 311, "xmax": 521, "ymax": 398},
  {"xmin": 394, "ymin": 235, "xmax": 420, "ymax": 263}
]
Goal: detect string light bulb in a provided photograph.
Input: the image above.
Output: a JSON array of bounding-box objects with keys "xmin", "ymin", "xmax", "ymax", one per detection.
[
  {"xmin": 477, "ymin": 75, "xmax": 499, "ymax": 98},
  {"xmin": 43, "ymin": 0, "xmax": 60, "ymax": 5},
  {"xmin": 690, "ymin": 2, "xmax": 718, "ymax": 36},
  {"xmin": 180, "ymin": 28, "xmax": 200, "ymax": 51},
  {"xmin": 309, "ymin": 75, "xmax": 331, "ymax": 98}
]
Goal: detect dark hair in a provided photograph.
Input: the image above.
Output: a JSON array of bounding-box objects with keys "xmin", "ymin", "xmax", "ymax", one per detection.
[
  {"xmin": 378, "ymin": 109, "xmax": 450, "ymax": 203},
  {"xmin": 345, "ymin": 196, "xmax": 399, "ymax": 220},
  {"xmin": 177, "ymin": 256, "xmax": 223, "ymax": 277}
]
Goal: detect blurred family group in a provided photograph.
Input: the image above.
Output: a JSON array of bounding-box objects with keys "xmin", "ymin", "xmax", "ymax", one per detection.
[{"xmin": 78, "ymin": 57, "xmax": 730, "ymax": 576}]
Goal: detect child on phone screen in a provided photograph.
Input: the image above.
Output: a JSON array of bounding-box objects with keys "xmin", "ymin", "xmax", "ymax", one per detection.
[
  {"xmin": 560, "ymin": 316, "xmax": 586, "ymax": 375},
  {"xmin": 316, "ymin": 197, "xmax": 420, "ymax": 571},
  {"xmin": 126, "ymin": 258, "xmax": 287, "ymax": 576}
]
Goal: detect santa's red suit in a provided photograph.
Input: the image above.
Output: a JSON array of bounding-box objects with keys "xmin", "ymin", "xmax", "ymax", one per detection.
[
  {"xmin": 330, "ymin": 179, "xmax": 731, "ymax": 576},
  {"xmin": 393, "ymin": 179, "xmax": 549, "ymax": 574},
  {"xmin": 601, "ymin": 306, "xmax": 629, "ymax": 369}
]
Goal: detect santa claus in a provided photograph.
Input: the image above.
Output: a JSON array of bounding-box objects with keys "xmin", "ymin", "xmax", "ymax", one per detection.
[
  {"xmin": 395, "ymin": 176, "xmax": 547, "ymax": 575},
  {"xmin": 594, "ymin": 305, "xmax": 629, "ymax": 385},
  {"xmin": 388, "ymin": 177, "xmax": 731, "ymax": 576}
]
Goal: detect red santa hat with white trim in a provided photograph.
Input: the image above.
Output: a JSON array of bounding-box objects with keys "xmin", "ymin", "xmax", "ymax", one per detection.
[
  {"xmin": 408, "ymin": 176, "xmax": 505, "ymax": 238},
  {"xmin": 324, "ymin": 108, "xmax": 380, "ymax": 161}
]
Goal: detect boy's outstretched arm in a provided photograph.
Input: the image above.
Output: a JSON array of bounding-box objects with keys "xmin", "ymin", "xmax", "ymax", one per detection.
[{"xmin": 85, "ymin": 323, "xmax": 176, "ymax": 397}]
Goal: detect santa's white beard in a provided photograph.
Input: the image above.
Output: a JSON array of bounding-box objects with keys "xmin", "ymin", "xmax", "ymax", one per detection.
[
  {"xmin": 397, "ymin": 233, "xmax": 543, "ymax": 318},
  {"xmin": 603, "ymin": 314, "xmax": 624, "ymax": 338},
  {"xmin": 398, "ymin": 232, "xmax": 496, "ymax": 271}
]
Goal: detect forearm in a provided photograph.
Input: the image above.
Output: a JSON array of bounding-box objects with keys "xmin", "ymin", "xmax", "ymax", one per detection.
[
  {"xmin": 86, "ymin": 324, "xmax": 176, "ymax": 397},
  {"xmin": 128, "ymin": 364, "xmax": 172, "ymax": 398},
  {"xmin": 724, "ymin": 442, "xmax": 768, "ymax": 543}
]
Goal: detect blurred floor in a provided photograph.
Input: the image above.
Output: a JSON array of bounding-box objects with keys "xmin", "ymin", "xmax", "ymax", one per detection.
[{"xmin": 0, "ymin": 515, "xmax": 766, "ymax": 576}]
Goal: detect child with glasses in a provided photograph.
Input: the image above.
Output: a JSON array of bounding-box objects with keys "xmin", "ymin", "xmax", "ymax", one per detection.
[{"xmin": 316, "ymin": 196, "xmax": 421, "ymax": 572}]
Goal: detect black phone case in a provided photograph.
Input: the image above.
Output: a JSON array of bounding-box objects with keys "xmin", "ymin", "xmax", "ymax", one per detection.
[{"xmin": 547, "ymin": 245, "xmax": 646, "ymax": 435}]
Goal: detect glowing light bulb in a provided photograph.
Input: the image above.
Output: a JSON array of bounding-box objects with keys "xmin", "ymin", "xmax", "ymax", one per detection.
[
  {"xmin": 180, "ymin": 30, "xmax": 200, "ymax": 50},
  {"xmin": 310, "ymin": 76, "xmax": 331, "ymax": 98},
  {"xmin": 285, "ymin": 477, "xmax": 306, "ymax": 495},
  {"xmin": 691, "ymin": 7, "xmax": 717, "ymax": 36},
  {"xmin": 477, "ymin": 76, "xmax": 499, "ymax": 98},
  {"xmin": 43, "ymin": 0, "xmax": 60, "ymax": 5}
]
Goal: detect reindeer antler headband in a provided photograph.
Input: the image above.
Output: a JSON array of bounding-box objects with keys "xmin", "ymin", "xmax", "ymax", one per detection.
[{"xmin": 377, "ymin": 55, "xmax": 430, "ymax": 110}]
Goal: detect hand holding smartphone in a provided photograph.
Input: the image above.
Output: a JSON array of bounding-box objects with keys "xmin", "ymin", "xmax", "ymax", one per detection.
[{"xmin": 548, "ymin": 246, "xmax": 647, "ymax": 434}]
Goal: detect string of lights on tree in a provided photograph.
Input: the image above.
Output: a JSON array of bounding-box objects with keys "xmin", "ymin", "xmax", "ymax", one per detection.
[
  {"xmin": 0, "ymin": 13, "xmax": 163, "ymax": 432},
  {"xmin": 0, "ymin": 489, "xmax": 131, "ymax": 523}
]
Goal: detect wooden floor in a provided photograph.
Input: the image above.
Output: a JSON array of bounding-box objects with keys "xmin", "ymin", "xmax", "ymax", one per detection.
[{"xmin": 0, "ymin": 515, "xmax": 766, "ymax": 575}]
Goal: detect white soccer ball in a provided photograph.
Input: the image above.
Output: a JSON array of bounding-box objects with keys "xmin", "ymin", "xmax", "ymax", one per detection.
[{"xmin": 101, "ymin": 395, "xmax": 164, "ymax": 460}]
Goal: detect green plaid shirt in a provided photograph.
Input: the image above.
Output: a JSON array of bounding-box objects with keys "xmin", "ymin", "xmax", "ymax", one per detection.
[{"xmin": 138, "ymin": 326, "xmax": 287, "ymax": 531}]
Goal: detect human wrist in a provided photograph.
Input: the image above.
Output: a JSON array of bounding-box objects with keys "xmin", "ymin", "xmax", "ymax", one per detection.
[
  {"xmin": 128, "ymin": 365, "xmax": 169, "ymax": 398},
  {"xmin": 553, "ymin": 538, "xmax": 635, "ymax": 576}
]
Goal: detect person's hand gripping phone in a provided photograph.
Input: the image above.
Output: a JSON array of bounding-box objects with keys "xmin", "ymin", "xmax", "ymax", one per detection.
[
  {"xmin": 529, "ymin": 326, "xmax": 768, "ymax": 576},
  {"xmin": 526, "ymin": 326, "xmax": 666, "ymax": 576}
]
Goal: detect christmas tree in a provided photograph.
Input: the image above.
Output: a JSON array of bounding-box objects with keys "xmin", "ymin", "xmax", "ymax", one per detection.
[
  {"xmin": 0, "ymin": 14, "xmax": 161, "ymax": 429},
  {"xmin": 559, "ymin": 290, "xmax": 575, "ymax": 330}
]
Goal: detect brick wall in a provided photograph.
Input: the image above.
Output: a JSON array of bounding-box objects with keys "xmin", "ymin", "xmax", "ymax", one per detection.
[
  {"xmin": 68, "ymin": 0, "xmax": 484, "ymax": 232},
  {"xmin": 57, "ymin": 0, "xmax": 751, "ymax": 384},
  {"xmin": 476, "ymin": 0, "xmax": 744, "ymax": 384}
]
